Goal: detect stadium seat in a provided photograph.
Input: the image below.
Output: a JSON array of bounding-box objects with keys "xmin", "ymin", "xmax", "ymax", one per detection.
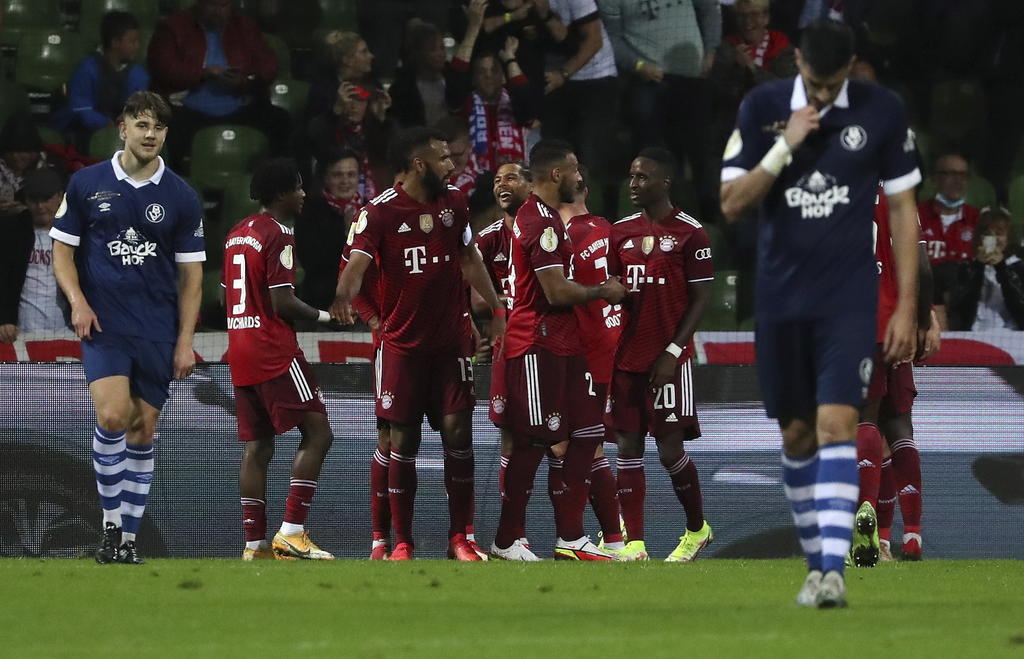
[
  {"xmin": 14, "ymin": 31, "xmax": 83, "ymax": 94},
  {"xmin": 928, "ymin": 78, "xmax": 987, "ymax": 149},
  {"xmin": 89, "ymin": 123, "xmax": 123, "ymax": 159},
  {"xmin": 263, "ymin": 32, "xmax": 291, "ymax": 79},
  {"xmin": 35, "ymin": 123, "xmax": 64, "ymax": 146},
  {"xmin": 319, "ymin": 0, "xmax": 358, "ymax": 30},
  {"xmin": 78, "ymin": 0, "xmax": 161, "ymax": 49},
  {"xmin": 703, "ymin": 269, "xmax": 739, "ymax": 331},
  {"xmin": 1008, "ymin": 174, "xmax": 1024, "ymax": 230},
  {"xmin": 189, "ymin": 125, "xmax": 269, "ymax": 192},
  {"xmin": 0, "ymin": 80, "xmax": 30, "ymax": 128},
  {"xmin": 269, "ymin": 78, "xmax": 309, "ymax": 120},
  {"xmin": 0, "ymin": 0, "xmax": 63, "ymax": 48},
  {"xmin": 220, "ymin": 175, "xmax": 259, "ymax": 227}
]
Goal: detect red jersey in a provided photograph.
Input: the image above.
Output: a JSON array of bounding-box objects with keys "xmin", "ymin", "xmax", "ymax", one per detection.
[
  {"xmin": 223, "ymin": 212, "xmax": 304, "ymax": 386},
  {"xmin": 566, "ymin": 212, "xmax": 622, "ymax": 384},
  {"xmin": 609, "ymin": 208, "xmax": 713, "ymax": 373},
  {"xmin": 339, "ymin": 243, "xmax": 381, "ymax": 330},
  {"xmin": 874, "ymin": 188, "xmax": 926, "ymax": 341},
  {"xmin": 917, "ymin": 198, "xmax": 979, "ymax": 264},
  {"xmin": 503, "ymin": 194, "xmax": 582, "ymax": 358},
  {"xmin": 475, "ymin": 216, "xmax": 513, "ymax": 303},
  {"xmin": 348, "ymin": 184, "xmax": 473, "ymax": 355}
]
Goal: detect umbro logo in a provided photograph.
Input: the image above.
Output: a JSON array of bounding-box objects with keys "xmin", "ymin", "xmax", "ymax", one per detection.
[
  {"xmin": 398, "ymin": 223, "xmax": 411, "ymax": 233},
  {"xmin": 493, "ymin": 253, "xmax": 507, "ymax": 262},
  {"xmin": 665, "ymin": 413, "xmax": 679, "ymax": 422},
  {"xmin": 623, "ymin": 239, "xmax": 635, "ymax": 249}
]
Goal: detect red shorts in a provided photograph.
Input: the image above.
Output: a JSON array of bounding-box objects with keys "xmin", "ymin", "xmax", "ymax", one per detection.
[
  {"xmin": 234, "ymin": 356, "xmax": 327, "ymax": 441},
  {"xmin": 375, "ymin": 344, "xmax": 475, "ymax": 425},
  {"xmin": 605, "ymin": 360, "xmax": 701, "ymax": 440},
  {"xmin": 866, "ymin": 346, "xmax": 917, "ymax": 416},
  {"xmin": 490, "ymin": 348, "xmax": 591, "ymax": 444}
]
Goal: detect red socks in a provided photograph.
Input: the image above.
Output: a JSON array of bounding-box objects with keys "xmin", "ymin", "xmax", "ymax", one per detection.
[
  {"xmin": 283, "ymin": 479, "xmax": 317, "ymax": 526},
  {"xmin": 240, "ymin": 497, "xmax": 266, "ymax": 542},
  {"xmin": 494, "ymin": 444, "xmax": 545, "ymax": 548},
  {"xmin": 856, "ymin": 422, "xmax": 884, "ymax": 509},
  {"xmin": 877, "ymin": 458, "xmax": 896, "ymax": 541},
  {"xmin": 589, "ymin": 456, "xmax": 622, "ymax": 543},
  {"xmin": 370, "ymin": 448, "xmax": 390, "ymax": 537},
  {"xmin": 616, "ymin": 456, "xmax": 645, "ymax": 541},
  {"xmin": 891, "ymin": 437, "xmax": 922, "ymax": 533},
  {"xmin": 666, "ymin": 453, "xmax": 704, "ymax": 532},
  {"xmin": 443, "ymin": 447, "xmax": 475, "ymax": 538},
  {"xmin": 388, "ymin": 452, "xmax": 417, "ymax": 546}
]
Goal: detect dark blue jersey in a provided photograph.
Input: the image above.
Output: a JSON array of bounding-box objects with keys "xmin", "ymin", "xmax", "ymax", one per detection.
[
  {"xmin": 50, "ymin": 153, "xmax": 206, "ymax": 342},
  {"xmin": 721, "ymin": 77, "xmax": 920, "ymax": 319}
]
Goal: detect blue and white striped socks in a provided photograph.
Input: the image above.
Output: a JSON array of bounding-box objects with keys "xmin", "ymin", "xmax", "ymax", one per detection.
[
  {"xmin": 814, "ymin": 441, "xmax": 859, "ymax": 574},
  {"xmin": 92, "ymin": 426, "xmax": 126, "ymax": 527},
  {"xmin": 120, "ymin": 444, "xmax": 155, "ymax": 542},
  {"xmin": 782, "ymin": 451, "xmax": 821, "ymax": 571}
]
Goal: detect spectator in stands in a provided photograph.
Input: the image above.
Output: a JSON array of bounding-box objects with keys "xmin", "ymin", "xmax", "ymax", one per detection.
[
  {"xmin": 946, "ymin": 207, "xmax": 1024, "ymax": 331},
  {"xmin": 295, "ymin": 148, "xmax": 363, "ymax": 314},
  {"xmin": 50, "ymin": 11, "xmax": 149, "ymax": 152},
  {"xmin": 0, "ymin": 168, "xmax": 68, "ymax": 343},
  {"xmin": 919, "ymin": 151, "xmax": 982, "ymax": 325},
  {"xmin": 148, "ymin": 0, "xmax": 289, "ymax": 163},
  {"xmin": 711, "ymin": 0, "xmax": 796, "ymax": 148},
  {"xmin": 477, "ymin": 0, "xmax": 548, "ymax": 115},
  {"xmin": 307, "ymin": 31, "xmax": 379, "ymax": 121},
  {"xmin": 601, "ymin": 0, "xmax": 720, "ymax": 221},
  {"xmin": 0, "ymin": 114, "xmax": 46, "ymax": 219},
  {"xmin": 389, "ymin": 1, "xmax": 487, "ymax": 129}
]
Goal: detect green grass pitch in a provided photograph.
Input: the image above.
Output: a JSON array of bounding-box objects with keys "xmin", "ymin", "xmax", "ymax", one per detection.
[{"xmin": 3, "ymin": 559, "xmax": 1022, "ymax": 658}]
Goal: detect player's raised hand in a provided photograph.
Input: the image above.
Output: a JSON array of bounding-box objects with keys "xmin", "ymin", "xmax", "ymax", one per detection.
[
  {"xmin": 649, "ymin": 351, "xmax": 676, "ymax": 389},
  {"xmin": 172, "ymin": 342, "xmax": 195, "ymax": 380},
  {"xmin": 601, "ymin": 276, "xmax": 627, "ymax": 304},
  {"xmin": 782, "ymin": 105, "xmax": 820, "ymax": 150},
  {"xmin": 465, "ymin": 0, "xmax": 487, "ymax": 26},
  {"xmin": 71, "ymin": 301, "xmax": 102, "ymax": 340},
  {"xmin": 883, "ymin": 306, "xmax": 916, "ymax": 364}
]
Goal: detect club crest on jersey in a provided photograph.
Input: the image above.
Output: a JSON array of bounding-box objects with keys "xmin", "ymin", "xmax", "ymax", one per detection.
[
  {"xmin": 419, "ymin": 214, "xmax": 434, "ymax": 233},
  {"xmin": 491, "ymin": 395, "xmax": 506, "ymax": 414},
  {"xmin": 380, "ymin": 391, "xmax": 394, "ymax": 410},
  {"xmin": 961, "ymin": 229, "xmax": 973, "ymax": 242},
  {"xmin": 280, "ymin": 244, "xmax": 294, "ymax": 269},
  {"xmin": 440, "ymin": 208, "xmax": 455, "ymax": 227},
  {"xmin": 786, "ymin": 170, "xmax": 850, "ymax": 219},
  {"xmin": 145, "ymin": 203, "xmax": 165, "ymax": 223},
  {"xmin": 642, "ymin": 236, "xmax": 655, "ymax": 254},
  {"xmin": 546, "ymin": 413, "xmax": 562, "ymax": 431},
  {"xmin": 840, "ymin": 125, "xmax": 867, "ymax": 151},
  {"xmin": 660, "ymin": 236, "xmax": 677, "ymax": 252},
  {"xmin": 107, "ymin": 226, "xmax": 157, "ymax": 265},
  {"xmin": 540, "ymin": 226, "xmax": 559, "ymax": 252}
]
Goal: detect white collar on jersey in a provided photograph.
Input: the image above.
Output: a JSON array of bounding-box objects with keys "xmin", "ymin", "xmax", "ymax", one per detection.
[
  {"xmin": 790, "ymin": 76, "xmax": 850, "ymax": 117},
  {"xmin": 110, "ymin": 150, "xmax": 166, "ymax": 188}
]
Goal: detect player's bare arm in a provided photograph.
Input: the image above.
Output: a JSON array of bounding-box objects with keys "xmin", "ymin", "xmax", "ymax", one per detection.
[
  {"xmin": 330, "ymin": 249, "xmax": 370, "ymax": 324},
  {"xmin": 535, "ymin": 266, "xmax": 626, "ymax": 307},
  {"xmin": 52, "ymin": 241, "xmax": 102, "ymax": 340},
  {"xmin": 460, "ymin": 242, "xmax": 507, "ymax": 341},
  {"xmin": 649, "ymin": 280, "xmax": 712, "ymax": 388},
  {"xmin": 884, "ymin": 188, "xmax": 920, "ymax": 363},
  {"xmin": 173, "ymin": 261, "xmax": 202, "ymax": 380},
  {"xmin": 913, "ymin": 243, "xmax": 935, "ymax": 362},
  {"xmin": 721, "ymin": 105, "xmax": 820, "ymax": 223}
]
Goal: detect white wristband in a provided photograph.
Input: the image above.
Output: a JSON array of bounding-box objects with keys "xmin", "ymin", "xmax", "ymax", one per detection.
[
  {"xmin": 317, "ymin": 310, "xmax": 330, "ymax": 323},
  {"xmin": 759, "ymin": 136, "xmax": 792, "ymax": 177},
  {"xmin": 664, "ymin": 342, "xmax": 683, "ymax": 358}
]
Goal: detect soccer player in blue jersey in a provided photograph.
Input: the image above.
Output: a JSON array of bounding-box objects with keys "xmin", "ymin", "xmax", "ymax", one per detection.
[
  {"xmin": 720, "ymin": 21, "xmax": 921, "ymax": 607},
  {"xmin": 51, "ymin": 91, "xmax": 204, "ymax": 565}
]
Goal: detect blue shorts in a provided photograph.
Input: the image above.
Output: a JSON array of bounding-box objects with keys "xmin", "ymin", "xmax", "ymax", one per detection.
[
  {"xmin": 755, "ymin": 313, "xmax": 876, "ymax": 420},
  {"xmin": 81, "ymin": 332, "xmax": 175, "ymax": 410}
]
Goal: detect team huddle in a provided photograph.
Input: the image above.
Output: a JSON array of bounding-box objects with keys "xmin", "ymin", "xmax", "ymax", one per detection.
[{"xmin": 53, "ymin": 21, "xmax": 929, "ymax": 609}]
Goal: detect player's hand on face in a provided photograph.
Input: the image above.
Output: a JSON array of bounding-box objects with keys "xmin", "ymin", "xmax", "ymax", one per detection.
[
  {"xmin": 782, "ymin": 105, "xmax": 820, "ymax": 150},
  {"xmin": 649, "ymin": 351, "xmax": 676, "ymax": 389},
  {"xmin": 0, "ymin": 323, "xmax": 18, "ymax": 344},
  {"xmin": 71, "ymin": 301, "xmax": 102, "ymax": 340},
  {"xmin": 601, "ymin": 276, "xmax": 627, "ymax": 304},
  {"xmin": 172, "ymin": 342, "xmax": 195, "ymax": 380}
]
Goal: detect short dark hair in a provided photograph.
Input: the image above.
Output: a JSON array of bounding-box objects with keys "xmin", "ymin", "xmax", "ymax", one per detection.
[
  {"xmin": 799, "ymin": 20, "xmax": 856, "ymax": 76},
  {"xmin": 20, "ymin": 167, "xmax": 64, "ymax": 202},
  {"xmin": 636, "ymin": 147, "xmax": 677, "ymax": 179},
  {"xmin": 122, "ymin": 91, "xmax": 172, "ymax": 125},
  {"xmin": 250, "ymin": 158, "xmax": 301, "ymax": 206},
  {"xmin": 529, "ymin": 139, "xmax": 574, "ymax": 178},
  {"xmin": 499, "ymin": 159, "xmax": 531, "ymax": 181},
  {"xmin": 101, "ymin": 10, "xmax": 139, "ymax": 51},
  {"xmin": 316, "ymin": 147, "xmax": 360, "ymax": 179},
  {"xmin": 388, "ymin": 126, "xmax": 447, "ymax": 174}
]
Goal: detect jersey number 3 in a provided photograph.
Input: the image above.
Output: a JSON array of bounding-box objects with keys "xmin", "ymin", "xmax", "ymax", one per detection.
[{"xmin": 231, "ymin": 253, "xmax": 247, "ymax": 315}]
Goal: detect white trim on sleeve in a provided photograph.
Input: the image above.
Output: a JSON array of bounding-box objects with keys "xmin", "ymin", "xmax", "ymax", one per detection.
[
  {"xmin": 351, "ymin": 248, "xmax": 374, "ymax": 260},
  {"xmin": 268, "ymin": 283, "xmax": 294, "ymax": 289},
  {"xmin": 534, "ymin": 263, "xmax": 564, "ymax": 272},
  {"xmin": 882, "ymin": 168, "xmax": 922, "ymax": 196},
  {"xmin": 49, "ymin": 228, "xmax": 81, "ymax": 246},
  {"xmin": 175, "ymin": 251, "xmax": 207, "ymax": 263},
  {"xmin": 721, "ymin": 167, "xmax": 748, "ymax": 183}
]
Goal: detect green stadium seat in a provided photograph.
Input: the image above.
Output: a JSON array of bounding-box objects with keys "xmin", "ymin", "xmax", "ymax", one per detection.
[
  {"xmin": 189, "ymin": 125, "xmax": 268, "ymax": 192},
  {"xmin": 319, "ymin": 0, "xmax": 357, "ymax": 30},
  {"xmin": 0, "ymin": 81, "xmax": 30, "ymax": 128},
  {"xmin": 89, "ymin": 123, "xmax": 123, "ymax": 158},
  {"xmin": 1008, "ymin": 174, "xmax": 1024, "ymax": 228},
  {"xmin": 35, "ymin": 123, "xmax": 64, "ymax": 146},
  {"xmin": 263, "ymin": 32, "xmax": 291, "ymax": 79},
  {"xmin": 702, "ymin": 269, "xmax": 739, "ymax": 331},
  {"xmin": 14, "ymin": 31, "xmax": 83, "ymax": 94},
  {"xmin": 78, "ymin": 0, "xmax": 161, "ymax": 49},
  {"xmin": 0, "ymin": 0, "xmax": 63, "ymax": 48},
  {"xmin": 269, "ymin": 77, "xmax": 309, "ymax": 120},
  {"xmin": 220, "ymin": 175, "xmax": 259, "ymax": 227},
  {"xmin": 928, "ymin": 78, "xmax": 986, "ymax": 149}
]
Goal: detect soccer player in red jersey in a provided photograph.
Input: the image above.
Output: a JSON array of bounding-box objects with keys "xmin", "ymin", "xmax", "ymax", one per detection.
[
  {"xmin": 489, "ymin": 140, "xmax": 626, "ymax": 561},
  {"xmin": 852, "ymin": 188, "xmax": 937, "ymax": 565},
  {"xmin": 331, "ymin": 127, "xmax": 505, "ymax": 561},
  {"xmin": 223, "ymin": 159, "xmax": 337, "ymax": 561},
  {"xmin": 606, "ymin": 148, "xmax": 714, "ymax": 562}
]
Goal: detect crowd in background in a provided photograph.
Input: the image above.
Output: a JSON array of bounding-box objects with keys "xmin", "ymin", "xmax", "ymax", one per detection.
[{"xmin": 1, "ymin": 0, "xmax": 1023, "ymax": 340}]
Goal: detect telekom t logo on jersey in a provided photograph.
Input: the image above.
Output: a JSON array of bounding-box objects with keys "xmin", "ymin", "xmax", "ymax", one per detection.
[
  {"xmin": 626, "ymin": 264, "xmax": 646, "ymax": 292},
  {"xmin": 404, "ymin": 246, "xmax": 427, "ymax": 273}
]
